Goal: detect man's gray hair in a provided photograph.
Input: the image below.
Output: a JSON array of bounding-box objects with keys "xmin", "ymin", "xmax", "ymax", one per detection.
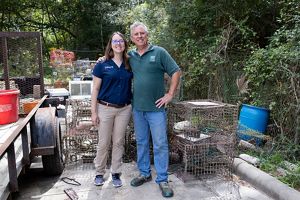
[{"xmin": 130, "ymin": 22, "xmax": 148, "ymax": 35}]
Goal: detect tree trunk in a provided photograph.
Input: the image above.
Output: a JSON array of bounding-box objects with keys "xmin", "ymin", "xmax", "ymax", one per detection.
[{"xmin": 295, "ymin": 104, "xmax": 300, "ymax": 145}]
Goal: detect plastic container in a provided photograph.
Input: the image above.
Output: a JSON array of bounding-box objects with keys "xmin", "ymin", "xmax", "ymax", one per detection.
[
  {"xmin": 46, "ymin": 88, "xmax": 69, "ymax": 105},
  {"xmin": 0, "ymin": 89, "xmax": 20, "ymax": 125},
  {"xmin": 237, "ymin": 104, "xmax": 270, "ymax": 145},
  {"xmin": 23, "ymin": 100, "xmax": 39, "ymax": 114}
]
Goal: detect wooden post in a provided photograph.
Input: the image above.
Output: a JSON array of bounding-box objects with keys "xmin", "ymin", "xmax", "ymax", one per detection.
[
  {"xmin": 7, "ymin": 143, "xmax": 18, "ymax": 192},
  {"xmin": 21, "ymin": 127, "xmax": 30, "ymax": 165}
]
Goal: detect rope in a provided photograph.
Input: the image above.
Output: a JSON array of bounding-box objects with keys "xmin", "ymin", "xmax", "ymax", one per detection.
[{"xmin": 61, "ymin": 177, "xmax": 81, "ymax": 186}]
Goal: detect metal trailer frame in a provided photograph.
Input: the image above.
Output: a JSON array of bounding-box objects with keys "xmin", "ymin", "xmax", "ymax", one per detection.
[
  {"xmin": 0, "ymin": 32, "xmax": 64, "ymax": 200},
  {"xmin": 0, "ymin": 96, "xmax": 64, "ymax": 200}
]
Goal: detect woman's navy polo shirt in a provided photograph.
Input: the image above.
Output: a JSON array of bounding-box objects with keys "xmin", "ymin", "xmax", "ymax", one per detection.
[{"xmin": 92, "ymin": 59, "xmax": 133, "ymax": 105}]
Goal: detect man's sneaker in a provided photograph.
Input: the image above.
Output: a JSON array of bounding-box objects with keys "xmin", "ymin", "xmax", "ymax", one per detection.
[
  {"xmin": 159, "ymin": 182, "xmax": 174, "ymax": 198},
  {"xmin": 94, "ymin": 175, "xmax": 104, "ymax": 186},
  {"xmin": 112, "ymin": 173, "xmax": 122, "ymax": 188},
  {"xmin": 130, "ymin": 174, "xmax": 152, "ymax": 187}
]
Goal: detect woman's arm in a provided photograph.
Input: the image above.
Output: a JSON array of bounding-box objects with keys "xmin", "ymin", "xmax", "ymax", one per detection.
[{"xmin": 91, "ymin": 76, "xmax": 102, "ymax": 125}]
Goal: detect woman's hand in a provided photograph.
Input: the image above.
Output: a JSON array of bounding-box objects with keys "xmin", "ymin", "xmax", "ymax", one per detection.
[{"xmin": 91, "ymin": 112, "xmax": 99, "ymax": 126}]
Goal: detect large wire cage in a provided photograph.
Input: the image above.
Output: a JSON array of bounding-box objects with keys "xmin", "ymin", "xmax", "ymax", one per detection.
[
  {"xmin": 168, "ymin": 99, "xmax": 238, "ymax": 182},
  {"xmin": 63, "ymin": 99, "xmax": 96, "ymax": 164},
  {"xmin": 0, "ymin": 32, "xmax": 44, "ymax": 96},
  {"xmin": 62, "ymin": 98, "xmax": 136, "ymax": 165}
]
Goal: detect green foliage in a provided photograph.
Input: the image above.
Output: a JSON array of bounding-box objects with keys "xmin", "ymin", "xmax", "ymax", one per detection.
[
  {"xmin": 259, "ymin": 151, "xmax": 300, "ymax": 189},
  {"xmin": 113, "ymin": 1, "xmax": 169, "ymax": 48},
  {"xmin": 260, "ymin": 152, "xmax": 284, "ymax": 172},
  {"xmin": 244, "ymin": 0, "xmax": 300, "ymax": 141},
  {"xmin": 43, "ymin": 64, "xmax": 52, "ymax": 79},
  {"xmin": 279, "ymin": 166, "xmax": 300, "ymax": 189},
  {"xmin": 244, "ymin": 142, "xmax": 300, "ymax": 190},
  {"xmin": 0, "ymin": 0, "xmax": 123, "ymax": 59},
  {"xmin": 162, "ymin": 1, "xmax": 259, "ymax": 100},
  {"xmin": 107, "ymin": 0, "xmax": 287, "ymax": 104},
  {"xmin": 1, "ymin": 0, "xmax": 299, "ymax": 153}
]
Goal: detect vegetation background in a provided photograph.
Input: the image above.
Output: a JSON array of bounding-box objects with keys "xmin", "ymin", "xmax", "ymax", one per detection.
[{"xmin": 1, "ymin": 0, "xmax": 299, "ymax": 189}]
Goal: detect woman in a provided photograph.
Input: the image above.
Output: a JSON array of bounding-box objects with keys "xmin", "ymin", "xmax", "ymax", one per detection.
[{"xmin": 91, "ymin": 32, "xmax": 132, "ymax": 188}]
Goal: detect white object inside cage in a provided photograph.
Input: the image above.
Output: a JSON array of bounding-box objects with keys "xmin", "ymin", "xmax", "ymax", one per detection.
[
  {"xmin": 187, "ymin": 101, "xmax": 221, "ymax": 106},
  {"xmin": 69, "ymin": 80, "xmax": 93, "ymax": 99}
]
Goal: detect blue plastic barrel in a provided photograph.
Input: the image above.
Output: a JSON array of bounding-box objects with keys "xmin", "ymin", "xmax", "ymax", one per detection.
[{"xmin": 237, "ymin": 104, "xmax": 270, "ymax": 145}]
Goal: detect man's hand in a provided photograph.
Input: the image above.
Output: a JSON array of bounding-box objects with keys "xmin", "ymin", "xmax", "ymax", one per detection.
[
  {"xmin": 155, "ymin": 93, "xmax": 173, "ymax": 108},
  {"xmin": 156, "ymin": 71, "xmax": 180, "ymax": 108},
  {"xmin": 97, "ymin": 56, "xmax": 106, "ymax": 63}
]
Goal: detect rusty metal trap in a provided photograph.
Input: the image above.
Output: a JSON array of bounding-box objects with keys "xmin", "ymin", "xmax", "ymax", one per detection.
[
  {"xmin": 123, "ymin": 119, "xmax": 137, "ymax": 163},
  {"xmin": 62, "ymin": 99, "xmax": 96, "ymax": 164},
  {"xmin": 167, "ymin": 99, "xmax": 238, "ymax": 182}
]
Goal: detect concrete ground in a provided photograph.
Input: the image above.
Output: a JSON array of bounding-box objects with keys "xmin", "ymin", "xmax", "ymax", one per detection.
[
  {"xmin": 12, "ymin": 158, "xmax": 273, "ymax": 200},
  {"xmin": 2, "ymin": 113, "xmax": 298, "ymax": 199},
  {"xmin": 5, "ymin": 118, "xmax": 275, "ymax": 200}
]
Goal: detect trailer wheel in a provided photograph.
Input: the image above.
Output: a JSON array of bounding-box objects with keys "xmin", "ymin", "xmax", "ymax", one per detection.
[{"xmin": 42, "ymin": 117, "xmax": 64, "ymax": 175}]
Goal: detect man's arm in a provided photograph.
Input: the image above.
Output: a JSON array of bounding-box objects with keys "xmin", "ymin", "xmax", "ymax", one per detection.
[{"xmin": 155, "ymin": 70, "xmax": 181, "ymax": 108}]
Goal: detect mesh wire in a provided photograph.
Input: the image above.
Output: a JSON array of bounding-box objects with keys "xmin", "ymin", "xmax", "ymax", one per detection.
[
  {"xmin": 168, "ymin": 99, "xmax": 238, "ymax": 181},
  {"xmin": 62, "ymin": 98, "xmax": 238, "ymax": 182},
  {"xmin": 63, "ymin": 99, "xmax": 136, "ymax": 165},
  {"xmin": 63, "ymin": 99, "xmax": 96, "ymax": 164},
  {"xmin": 0, "ymin": 32, "xmax": 43, "ymax": 97}
]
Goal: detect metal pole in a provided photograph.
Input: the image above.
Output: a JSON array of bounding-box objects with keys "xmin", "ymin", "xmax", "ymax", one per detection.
[{"xmin": 1, "ymin": 36, "xmax": 9, "ymax": 89}]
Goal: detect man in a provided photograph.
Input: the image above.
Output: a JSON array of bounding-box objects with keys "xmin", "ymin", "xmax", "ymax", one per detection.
[{"xmin": 129, "ymin": 22, "xmax": 181, "ymax": 198}]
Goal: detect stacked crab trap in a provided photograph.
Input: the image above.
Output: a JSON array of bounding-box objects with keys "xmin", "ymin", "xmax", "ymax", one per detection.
[{"xmin": 168, "ymin": 100, "xmax": 238, "ymax": 182}]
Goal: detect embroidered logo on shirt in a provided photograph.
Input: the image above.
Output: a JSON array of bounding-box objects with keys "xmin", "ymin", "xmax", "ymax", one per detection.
[
  {"xmin": 105, "ymin": 66, "xmax": 114, "ymax": 70},
  {"xmin": 150, "ymin": 56, "xmax": 156, "ymax": 62}
]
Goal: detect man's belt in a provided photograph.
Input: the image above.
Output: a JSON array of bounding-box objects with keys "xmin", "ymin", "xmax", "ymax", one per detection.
[{"xmin": 98, "ymin": 100, "xmax": 129, "ymax": 108}]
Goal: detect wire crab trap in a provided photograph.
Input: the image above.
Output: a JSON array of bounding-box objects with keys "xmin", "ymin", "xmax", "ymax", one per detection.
[
  {"xmin": 63, "ymin": 99, "xmax": 137, "ymax": 165},
  {"xmin": 123, "ymin": 119, "xmax": 137, "ymax": 163},
  {"xmin": 63, "ymin": 128, "xmax": 98, "ymax": 164},
  {"xmin": 63, "ymin": 99, "xmax": 98, "ymax": 164},
  {"xmin": 65, "ymin": 99, "xmax": 92, "ymax": 128},
  {"xmin": 168, "ymin": 99, "xmax": 238, "ymax": 182}
]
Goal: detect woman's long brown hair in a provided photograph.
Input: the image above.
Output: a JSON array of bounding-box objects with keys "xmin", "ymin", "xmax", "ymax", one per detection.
[{"xmin": 104, "ymin": 32, "xmax": 131, "ymax": 71}]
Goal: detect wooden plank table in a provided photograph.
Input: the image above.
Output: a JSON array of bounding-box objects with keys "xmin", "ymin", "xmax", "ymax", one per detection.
[{"xmin": 0, "ymin": 96, "xmax": 47, "ymax": 200}]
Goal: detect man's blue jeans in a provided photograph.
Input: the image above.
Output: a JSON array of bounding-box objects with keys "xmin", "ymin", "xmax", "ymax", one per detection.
[{"xmin": 133, "ymin": 108, "xmax": 169, "ymax": 183}]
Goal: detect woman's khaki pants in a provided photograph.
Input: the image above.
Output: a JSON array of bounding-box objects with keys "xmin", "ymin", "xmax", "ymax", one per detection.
[{"xmin": 94, "ymin": 104, "xmax": 132, "ymax": 175}]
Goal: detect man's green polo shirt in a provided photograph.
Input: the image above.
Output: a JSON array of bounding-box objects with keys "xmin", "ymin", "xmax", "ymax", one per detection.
[{"xmin": 128, "ymin": 45, "xmax": 180, "ymax": 112}]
